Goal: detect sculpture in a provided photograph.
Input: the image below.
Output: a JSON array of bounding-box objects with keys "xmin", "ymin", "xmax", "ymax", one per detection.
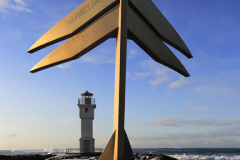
[{"xmin": 27, "ymin": 0, "xmax": 193, "ymax": 159}]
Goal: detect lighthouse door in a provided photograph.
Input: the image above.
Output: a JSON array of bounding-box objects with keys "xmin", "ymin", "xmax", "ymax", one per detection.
[{"xmin": 84, "ymin": 140, "xmax": 90, "ymax": 152}]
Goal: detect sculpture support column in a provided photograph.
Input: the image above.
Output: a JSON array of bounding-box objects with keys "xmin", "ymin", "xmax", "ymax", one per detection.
[{"xmin": 113, "ymin": 0, "xmax": 128, "ymax": 159}]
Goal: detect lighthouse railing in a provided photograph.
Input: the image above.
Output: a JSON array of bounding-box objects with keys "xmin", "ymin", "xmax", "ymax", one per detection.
[
  {"xmin": 78, "ymin": 98, "xmax": 95, "ymax": 105},
  {"xmin": 66, "ymin": 148, "xmax": 103, "ymax": 154}
]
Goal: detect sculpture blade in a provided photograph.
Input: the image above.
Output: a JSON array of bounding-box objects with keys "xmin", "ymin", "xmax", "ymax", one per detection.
[
  {"xmin": 30, "ymin": 6, "xmax": 119, "ymax": 73},
  {"xmin": 129, "ymin": 0, "xmax": 193, "ymax": 58},
  {"xmin": 28, "ymin": 0, "xmax": 118, "ymax": 53},
  {"xmin": 99, "ymin": 131, "xmax": 115, "ymax": 160},
  {"xmin": 128, "ymin": 7, "xmax": 190, "ymax": 77},
  {"xmin": 99, "ymin": 130, "xmax": 134, "ymax": 160}
]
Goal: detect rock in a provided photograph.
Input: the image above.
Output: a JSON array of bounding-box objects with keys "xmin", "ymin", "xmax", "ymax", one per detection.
[
  {"xmin": 0, "ymin": 153, "xmax": 177, "ymax": 160},
  {"xmin": 156, "ymin": 154, "xmax": 178, "ymax": 160},
  {"xmin": 0, "ymin": 154, "xmax": 55, "ymax": 160}
]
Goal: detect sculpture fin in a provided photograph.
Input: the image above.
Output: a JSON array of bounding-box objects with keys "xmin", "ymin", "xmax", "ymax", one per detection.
[
  {"xmin": 129, "ymin": 0, "xmax": 193, "ymax": 58},
  {"xmin": 122, "ymin": 130, "xmax": 134, "ymax": 160},
  {"xmin": 99, "ymin": 131, "xmax": 115, "ymax": 160},
  {"xmin": 128, "ymin": 7, "xmax": 190, "ymax": 77},
  {"xmin": 30, "ymin": 5, "xmax": 119, "ymax": 73},
  {"xmin": 28, "ymin": 0, "xmax": 118, "ymax": 53},
  {"xmin": 99, "ymin": 130, "xmax": 134, "ymax": 160}
]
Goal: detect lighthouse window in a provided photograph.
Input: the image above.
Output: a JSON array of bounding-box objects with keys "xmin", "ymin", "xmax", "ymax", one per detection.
[{"xmin": 85, "ymin": 108, "xmax": 88, "ymax": 113}]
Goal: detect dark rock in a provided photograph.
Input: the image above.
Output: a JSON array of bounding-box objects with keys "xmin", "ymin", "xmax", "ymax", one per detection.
[
  {"xmin": 132, "ymin": 153, "xmax": 177, "ymax": 160},
  {"xmin": 156, "ymin": 154, "xmax": 178, "ymax": 160},
  {"xmin": 0, "ymin": 153, "xmax": 177, "ymax": 160},
  {"xmin": 0, "ymin": 154, "xmax": 55, "ymax": 160}
]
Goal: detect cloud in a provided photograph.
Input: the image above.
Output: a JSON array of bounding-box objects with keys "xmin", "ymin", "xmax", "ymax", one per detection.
[
  {"xmin": 127, "ymin": 72, "xmax": 151, "ymax": 80},
  {"xmin": 128, "ymin": 49, "xmax": 139, "ymax": 59},
  {"xmin": 160, "ymin": 103, "xmax": 168, "ymax": 107},
  {"xmin": 0, "ymin": 0, "xmax": 8, "ymax": 7},
  {"xmin": 57, "ymin": 62, "xmax": 72, "ymax": 69},
  {"xmin": 184, "ymin": 101, "xmax": 237, "ymax": 112},
  {"xmin": 148, "ymin": 117, "xmax": 240, "ymax": 127},
  {"xmin": 0, "ymin": 134, "xmax": 16, "ymax": 137},
  {"xmin": 52, "ymin": 117, "xmax": 79, "ymax": 124},
  {"xmin": 129, "ymin": 60, "xmax": 193, "ymax": 87},
  {"xmin": 0, "ymin": 0, "xmax": 32, "ymax": 13},
  {"xmin": 195, "ymin": 105, "xmax": 211, "ymax": 111},
  {"xmin": 81, "ymin": 52, "xmax": 115, "ymax": 64},
  {"xmin": 168, "ymin": 77, "xmax": 194, "ymax": 88},
  {"xmin": 149, "ymin": 73, "xmax": 171, "ymax": 86},
  {"xmin": 17, "ymin": 118, "xmax": 38, "ymax": 122},
  {"xmin": 130, "ymin": 127, "xmax": 240, "ymax": 142},
  {"xmin": 6, "ymin": 29, "xmax": 23, "ymax": 39},
  {"xmin": 195, "ymin": 85, "xmax": 239, "ymax": 96},
  {"xmin": 104, "ymin": 58, "xmax": 115, "ymax": 64},
  {"xmin": 205, "ymin": 139, "xmax": 222, "ymax": 144},
  {"xmin": 81, "ymin": 56, "xmax": 114, "ymax": 64},
  {"xmin": 15, "ymin": 0, "xmax": 25, "ymax": 6},
  {"xmin": 138, "ymin": 60, "xmax": 173, "ymax": 86},
  {"xmin": 185, "ymin": 101, "xmax": 199, "ymax": 106},
  {"xmin": 149, "ymin": 68, "xmax": 171, "ymax": 86},
  {"xmin": 135, "ymin": 72, "xmax": 151, "ymax": 78},
  {"xmin": 128, "ymin": 126, "xmax": 240, "ymax": 147},
  {"xmin": 192, "ymin": 69, "xmax": 240, "ymax": 97}
]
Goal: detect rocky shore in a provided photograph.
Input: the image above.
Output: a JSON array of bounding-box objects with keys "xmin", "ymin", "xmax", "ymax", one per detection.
[
  {"xmin": 134, "ymin": 154, "xmax": 177, "ymax": 160},
  {"xmin": 0, "ymin": 153, "xmax": 177, "ymax": 160},
  {"xmin": 47, "ymin": 153, "xmax": 177, "ymax": 160},
  {"xmin": 0, "ymin": 154, "xmax": 55, "ymax": 160}
]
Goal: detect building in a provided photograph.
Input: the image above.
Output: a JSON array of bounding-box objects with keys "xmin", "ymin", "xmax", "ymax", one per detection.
[{"xmin": 78, "ymin": 90, "xmax": 96, "ymax": 153}]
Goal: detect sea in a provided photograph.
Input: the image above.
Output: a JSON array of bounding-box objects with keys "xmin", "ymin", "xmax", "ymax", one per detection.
[{"xmin": 0, "ymin": 148, "xmax": 240, "ymax": 160}]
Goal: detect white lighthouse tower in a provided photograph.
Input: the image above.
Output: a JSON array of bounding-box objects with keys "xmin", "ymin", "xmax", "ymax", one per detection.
[{"xmin": 78, "ymin": 90, "xmax": 96, "ymax": 153}]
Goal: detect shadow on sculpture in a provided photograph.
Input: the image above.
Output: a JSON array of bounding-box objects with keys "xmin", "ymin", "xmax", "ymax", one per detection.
[{"xmin": 27, "ymin": 0, "xmax": 193, "ymax": 160}]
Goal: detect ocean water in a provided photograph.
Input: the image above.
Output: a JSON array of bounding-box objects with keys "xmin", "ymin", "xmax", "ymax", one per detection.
[
  {"xmin": 0, "ymin": 147, "xmax": 65, "ymax": 156},
  {"xmin": 132, "ymin": 148, "xmax": 240, "ymax": 160},
  {"xmin": 1, "ymin": 148, "xmax": 240, "ymax": 160}
]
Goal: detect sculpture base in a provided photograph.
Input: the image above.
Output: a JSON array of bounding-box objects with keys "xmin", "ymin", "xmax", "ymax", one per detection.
[{"xmin": 99, "ymin": 130, "xmax": 134, "ymax": 160}]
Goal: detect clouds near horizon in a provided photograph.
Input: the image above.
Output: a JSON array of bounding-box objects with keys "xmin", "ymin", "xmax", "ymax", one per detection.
[
  {"xmin": 129, "ymin": 130, "xmax": 240, "ymax": 148},
  {"xmin": 0, "ymin": 134, "xmax": 16, "ymax": 137},
  {"xmin": 148, "ymin": 117, "xmax": 240, "ymax": 127}
]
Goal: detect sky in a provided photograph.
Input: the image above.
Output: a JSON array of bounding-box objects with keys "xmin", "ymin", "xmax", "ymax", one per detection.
[{"xmin": 0, "ymin": 0, "xmax": 240, "ymax": 150}]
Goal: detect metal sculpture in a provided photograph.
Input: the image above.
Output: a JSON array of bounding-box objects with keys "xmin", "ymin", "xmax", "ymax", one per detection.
[{"xmin": 28, "ymin": 0, "xmax": 193, "ymax": 159}]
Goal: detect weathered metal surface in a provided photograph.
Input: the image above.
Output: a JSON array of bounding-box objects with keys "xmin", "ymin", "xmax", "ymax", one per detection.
[
  {"xmin": 99, "ymin": 130, "xmax": 134, "ymax": 160},
  {"xmin": 30, "ymin": 6, "xmax": 119, "ymax": 73},
  {"xmin": 128, "ymin": 7, "xmax": 190, "ymax": 77},
  {"xmin": 28, "ymin": 0, "xmax": 118, "ymax": 53},
  {"xmin": 129, "ymin": 0, "xmax": 192, "ymax": 58},
  {"xmin": 122, "ymin": 130, "xmax": 134, "ymax": 160},
  {"xmin": 99, "ymin": 131, "xmax": 115, "ymax": 160},
  {"xmin": 113, "ymin": 0, "xmax": 133, "ymax": 159}
]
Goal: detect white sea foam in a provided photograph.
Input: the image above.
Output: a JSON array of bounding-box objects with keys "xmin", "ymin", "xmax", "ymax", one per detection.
[
  {"xmin": 60, "ymin": 154, "xmax": 240, "ymax": 160},
  {"xmin": 170, "ymin": 154, "xmax": 240, "ymax": 160},
  {"xmin": 42, "ymin": 147, "xmax": 65, "ymax": 155}
]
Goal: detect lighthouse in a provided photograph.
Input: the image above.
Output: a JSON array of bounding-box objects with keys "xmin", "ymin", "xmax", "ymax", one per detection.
[{"xmin": 78, "ymin": 90, "xmax": 96, "ymax": 153}]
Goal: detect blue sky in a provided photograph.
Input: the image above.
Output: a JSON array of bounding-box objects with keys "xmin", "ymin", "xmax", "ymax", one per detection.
[{"xmin": 0, "ymin": 0, "xmax": 240, "ymax": 150}]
